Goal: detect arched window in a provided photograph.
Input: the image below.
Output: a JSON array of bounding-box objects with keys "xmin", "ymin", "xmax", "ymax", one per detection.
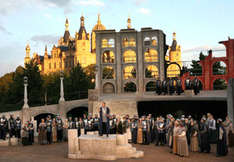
[
  {"xmin": 166, "ymin": 64, "xmax": 181, "ymax": 78},
  {"xmin": 103, "ymin": 83, "xmax": 115, "ymax": 94},
  {"xmin": 144, "ymin": 48, "xmax": 158, "ymax": 62},
  {"xmin": 102, "ymin": 66, "xmax": 115, "ymax": 79},
  {"xmin": 108, "ymin": 39, "xmax": 115, "ymax": 47},
  {"xmin": 102, "ymin": 50, "xmax": 115, "ymax": 63},
  {"xmin": 122, "ymin": 38, "xmax": 128, "ymax": 47},
  {"xmin": 145, "ymin": 65, "xmax": 159, "ymax": 78},
  {"xmin": 124, "ymin": 82, "xmax": 137, "ymax": 92},
  {"xmin": 102, "ymin": 39, "xmax": 108, "ymax": 48},
  {"xmin": 124, "ymin": 66, "xmax": 136, "ymax": 79},
  {"xmin": 212, "ymin": 61, "xmax": 227, "ymax": 75},
  {"xmin": 123, "ymin": 50, "xmax": 136, "ymax": 63},
  {"xmin": 213, "ymin": 79, "xmax": 227, "ymax": 90},
  {"xmin": 146, "ymin": 81, "xmax": 156, "ymax": 91},
  {"xmin": 151, "ymin": 36, "xmax": 157, "ymax": 46},
  {"xmin": 144, "ymin": 37, "xmax": 150, "ymax": 46},
  {"xmin": 129, "ymin": 38, "xmax": 136, "ymax": 46}
]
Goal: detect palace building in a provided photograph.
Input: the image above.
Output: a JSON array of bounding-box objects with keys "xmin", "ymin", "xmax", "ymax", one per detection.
[
  {"xmin": 24, "ymin": 14, "xmax": 106, "ymax": 74},
  {"xmin": 24, "ymin": 14, "xmax": 181, "ymax": 77}
]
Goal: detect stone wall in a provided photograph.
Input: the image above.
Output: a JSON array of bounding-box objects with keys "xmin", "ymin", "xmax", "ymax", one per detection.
[{"xmin": 92, "ymin": 100, "xmax": 137, "ymax": 117}]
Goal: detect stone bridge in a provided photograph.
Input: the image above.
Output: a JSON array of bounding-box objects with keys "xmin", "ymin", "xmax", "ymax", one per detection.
[
  {"xmin": 0, "ymin": 99, "xmax": 88, "ymax": 124},
  {"xmin": 1, "ymin": 87, "xmax": 234, "ymax": 126}
]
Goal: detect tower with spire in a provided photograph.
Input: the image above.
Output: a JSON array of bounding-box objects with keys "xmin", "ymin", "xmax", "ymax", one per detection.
[
  {"xmin": 127, "ymin": 16, "xmax": 131, "ymax": 29},
  {"xmin": 166, "ymin": 32, "xmax": 182, "ymax": 78},
  {"xmin": 91, "ymin": 13, "xmax": 106, "ymax": 52},
  {"xmin": 24, "ymin": 13, "xmax": 107, "ymax": 74},
  {"xmin": 24, "ymin": 44, "xmax": 31, "ymax": 66}
]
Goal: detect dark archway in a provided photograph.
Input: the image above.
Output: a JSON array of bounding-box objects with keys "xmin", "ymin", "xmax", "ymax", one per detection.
[
  {"xmin": 66, "ymin": 106, "xmax": 88, "ymax": 120},
  {"xmin": 34, "ymin": 113, "xmax": 56, "ymax": 131},
  {"xmin": 137, "ymin": 100, "xmax": 227, "ymax": 120}
]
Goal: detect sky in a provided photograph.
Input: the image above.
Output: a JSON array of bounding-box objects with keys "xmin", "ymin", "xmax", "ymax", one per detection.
[{"xmin": 0, "ymin": 0, "xmax": 234, "ymax": 77}]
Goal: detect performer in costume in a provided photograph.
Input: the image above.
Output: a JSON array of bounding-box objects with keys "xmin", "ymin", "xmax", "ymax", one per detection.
[
  {"xmin": 56, "ymin": 115, "xmax": 63, "ymax": 142},
  {"xmin": 52, "ymin": 118, "xmax": 57, "ymax": 143},
  {"xmin": 99, "ymin": 101, "xmax": 110, "ymax": 137},
  {"xmin": 15, "ymin": 116, "xmax": 22, "ymax": 138},
  {"xmin": 8, "ymin": 114, "xmax": 16, "ymax": 138},
  {"xmin": 130, "ymin": 115, "xmax": 138, "ymax": 144},
  {"xmin": 74, "ymin": 117, "xmax": 81, "ymax": 137},
  {"xmin": 199, "ymin": 117, "xmax": 210, "ymax": 153},
  {"xmin": 0, "ymin": 115, "xmax": 8, "ymax": 140},
  {"xmin": 190, "ymin": 120, "xmax": 199, "ymax": 152},
  {"xmin": 38, "ymin": 119, "xmax": 47, "ymax": 145},
  {"xmin": 216, "ymin": 119, "xmax": 228, "ymax": 157}
]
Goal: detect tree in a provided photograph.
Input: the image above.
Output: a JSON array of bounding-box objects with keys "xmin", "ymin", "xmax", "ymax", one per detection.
[{"xmin": 189, "ymin": 52, "xmax": 205, "ymax": 76}]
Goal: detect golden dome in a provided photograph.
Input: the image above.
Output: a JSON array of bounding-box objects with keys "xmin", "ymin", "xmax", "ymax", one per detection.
[{"xmin": 92, "ymin": 14, "xmax": 106, "ymax": 31}]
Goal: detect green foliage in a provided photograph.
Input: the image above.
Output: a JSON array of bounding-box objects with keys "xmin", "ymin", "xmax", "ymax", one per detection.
[{"xmin": 0, "ymin": 62, "xmax": 94, "ymax": 112}]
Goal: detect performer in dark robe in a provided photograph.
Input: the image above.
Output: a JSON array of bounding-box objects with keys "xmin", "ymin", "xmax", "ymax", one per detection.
[
  {"xmin": 93, "ymin": 114, "xmax": 99, "ymax": 132},
  {"xmin": 116, "ymin": 117, "xmax": 124, "ymax": 134},
  {"xmin": 199, "ymin": 118, "xmax": 210, "ymax": 153},
  {"xmin": 155, "ymin": 79, "xmax": 162, "ymax": 95},
  {"xmin": 148, "ymin": 114, "xmax": 154, "ymax": 143},
  {"xmin": 112, "ymin": 115, "xmax": 117, "ymax": 134},
  {"xmin": 99, "ymin": 101, "xmax": 110, "ymax": 137},
  {"xmin": 192, "ymin": 77, "xmax": 200, "ymax": 95},
  {"xmin": 168, "ymin": 79, "xmax": 175, "ymax": 95},
  {"xmin": 157, "ymin": 117, "xmax": 165, "ymax": 146},
  {"xmin": 56, "ymin": 115, "xmax": 63, "ymax": 142},
  {"xmin": 162, "ymin": 79, "xmax": 168, "ymax": 95},
  {"xmin": 46, "ymin": 116, "xmax": 52, "ymax": 144},
  {"xmin": 0, "ymin": 115, "xmax": 8, "ymax": 140},
  {"xmin": 68, "ymin": 117, "xmax": 74, "ymax": 129},
  {"xmin": 154, "ymin": 117, "xmax": 159, "ymax": 146},
  {"xmin": 142, "ymin": 116, "xmax": 150, "ymax": 145},
  {"xmin": 74, "ymin": 117, "xmax": 81, "ymax": 137},
  {"xmin": 8, "ymin": 115, "xmax": 16, "ymax": 138},
  {"xmin": 176, "ymin": 79, "xmax": 183, "ymax": 95},
  {"xmin": 130, "ymin": 116, "xmax": 138, "ymax": 144},
  {"xmin": 28, "ymin": 120, "xmax": 34, "ymax": 144},
  {"xmin": 15, "ymin": 116, "xmax": 22, "ymax": 138},
  {"xmin": 216, "ymin": 119, "xmax": 228, "ymax": 157}
]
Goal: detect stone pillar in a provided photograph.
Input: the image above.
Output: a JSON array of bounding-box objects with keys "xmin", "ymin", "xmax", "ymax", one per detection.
[
  {"xmin": 58, "ymin": 101, "xmax": 66, "ymax": 121},
  {"xmin": 137, "ymin": 32, "xmax": 144, "ymax": 96},
  {"xmin": 227, "ymin": 78, "xmax": 234, "ymax": 125},
  {"xmin": 59, "ymin": 72, "xmax": 65, "ymax": 103},
  {"xmin": 23, "ymin": 76, "xmax": 29, "ymax": 109},
  {"xmin": 116, "ymin": 33, "xmax": 122, "ymax": 94},
  {"xmin": 68, "ymin": 129, "xmax": 79, "ymax": 157}
]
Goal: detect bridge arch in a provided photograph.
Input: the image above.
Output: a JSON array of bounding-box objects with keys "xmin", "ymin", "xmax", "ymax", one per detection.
[{"xmin": 66, "ymin": 106, "xmax": 88, "ymax": 119}]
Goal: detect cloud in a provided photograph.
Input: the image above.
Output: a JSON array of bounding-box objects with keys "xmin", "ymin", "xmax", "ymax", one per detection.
[
  {"xmin": 182, "ymin": 45, "xmax": 225, "ymax": 53},
  {"xmin": 0, "ymin": 25, "xmax": 11, "ymax": 35},
  {"xmin": 77, "ymin": 0, "xmax": 105, "ymax": 6},
  {"xmin": 134, "ymin": 0, "xmax": 148, "ymax": 5},
  {"xmin": 31, "ymin": 34, "xmax": 60, "ymax": 45},
  {"xmin": 138, "ymin": 8, "xmax": 150, "ymax": 15}
]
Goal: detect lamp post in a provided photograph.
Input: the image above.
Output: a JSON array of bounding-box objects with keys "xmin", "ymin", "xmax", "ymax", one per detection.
[
  {"xmin": 23, "ymin": 76, "xmax": 29, "ymax": 109},
  {"xmin": 59, "ymin": 71, "xmax": 65, "ymax": 103}
]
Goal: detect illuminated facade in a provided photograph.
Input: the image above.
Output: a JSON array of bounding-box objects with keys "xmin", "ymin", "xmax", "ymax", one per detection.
[{"xmin": 24, "ymin": 14, "xmax": 106, "ymax": 74}]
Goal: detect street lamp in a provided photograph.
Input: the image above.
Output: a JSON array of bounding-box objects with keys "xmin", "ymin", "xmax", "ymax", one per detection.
[
  {"xmin": 59, "ymin": 71, "xmax": 65, "ymax": 103},
  {"xmin": 23, "ymin": 76, "xmax": 29, "ymax": 109}
]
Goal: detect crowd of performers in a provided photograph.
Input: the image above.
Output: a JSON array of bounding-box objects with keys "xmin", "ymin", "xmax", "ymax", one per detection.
[
  {"xmin": 155, "ymin": 78, "xmax": 201, "ymax": 95},
  {"xmin": 0, "ymin": 112, "xmax": 233, "ymax": 158}
]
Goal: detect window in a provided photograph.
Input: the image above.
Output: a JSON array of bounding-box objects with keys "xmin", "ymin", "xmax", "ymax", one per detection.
[
  {"xmin": 102, "ymin": 66, "xmax": 115, "ymax": 79},
  {"xmin": 124, "ymin": 66, "xmax": 136, "ymax": 79},
  {"xmin": 144, "ymin": 37, "xmax": 150, "ymax": 46},
  {"xmin": 144, "ymin": 48, "xmax": 158, "ymax": 62},
  {"xmin": 102, "ymin": 50, "xmax": 115, "ymax": 63},
  {"xmin": 151, "ymin": 36, "xmax": 157, "ymax": 46},
  {"xmin": 145, "ymin": 65, "xmax": 159, "ymax": 78},
  {"xmin": 123, "ymin": 50, "xmax": 136, "ymax": 63}
]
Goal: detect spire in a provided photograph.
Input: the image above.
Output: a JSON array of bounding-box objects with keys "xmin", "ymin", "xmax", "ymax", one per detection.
[
  {"xmin": 173, "ymin": 32, "xmax": 176, "ymax": 40},
  {"xmin": 80, "ymin": 15, "xmax": 84, "ymax": 27},
  {"xmin": 97, "ymin": 13, "xmax": 101, "ymax": 25},
  {"xmin": 127, "ymin": 16, "xmax": 131, "ymax": 29},
  {"xmin": 65, "ymin": 18, "xmax": 69, "ymax": 31},
  {"xmin": 45, "ymin": 45, "xmax": 47, "ymax": 52},
  {"xmin": 25, "ymin": 44, "xmax": 30, "ymax": 58}
]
